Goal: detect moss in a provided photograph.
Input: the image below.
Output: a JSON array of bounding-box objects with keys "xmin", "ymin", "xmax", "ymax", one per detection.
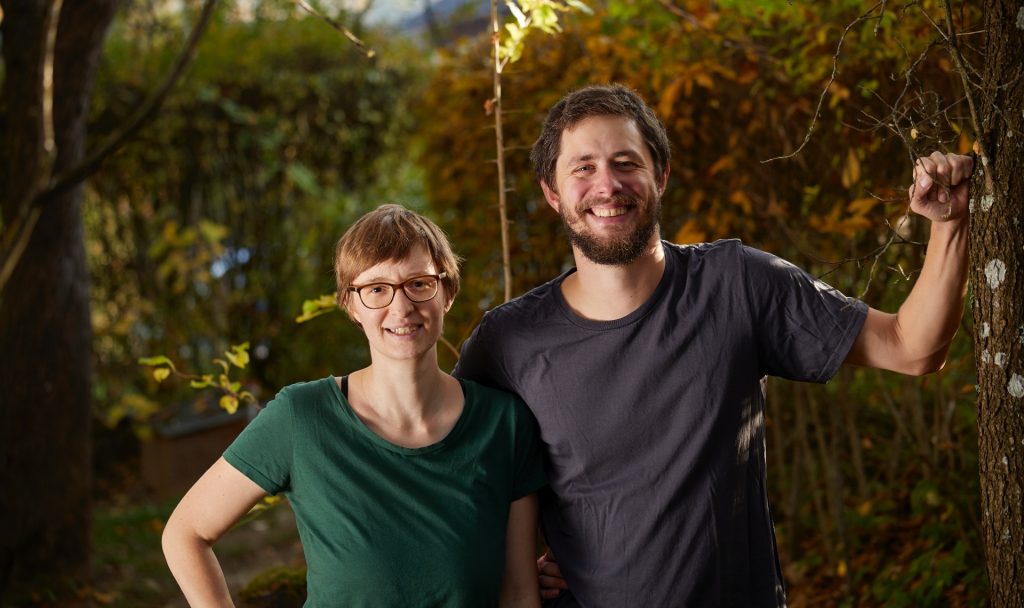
[{"xmin": 239, "ymin": 565, "xmax": 308, "ymax": 608}]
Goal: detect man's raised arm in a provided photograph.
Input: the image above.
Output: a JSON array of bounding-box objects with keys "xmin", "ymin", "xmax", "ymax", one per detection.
[{"xmin": 844, "ymin": 152, "xmax": 974, "ymax": 375}]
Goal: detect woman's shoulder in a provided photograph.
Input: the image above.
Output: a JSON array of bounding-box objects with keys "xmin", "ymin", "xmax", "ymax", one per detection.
[{"xmin": 265, "ymin": 377, "xmax": 337, "ymax": 410}]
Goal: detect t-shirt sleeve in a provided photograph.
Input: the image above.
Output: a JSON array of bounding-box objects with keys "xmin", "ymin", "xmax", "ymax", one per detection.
[
  {"xmin": 509, "ymin": 398, "xmax": 547, "ymax": 500},
  {"xmin": 741, "ymin": 245, "xmax": 868, "ymax": 383},
  {"xmin": 453, "ymin": 314, "xmax": 516, "ymax": 393},
  {"xmin": 223, "ymin": 389, "xmax": 294, "ymax": 495}
]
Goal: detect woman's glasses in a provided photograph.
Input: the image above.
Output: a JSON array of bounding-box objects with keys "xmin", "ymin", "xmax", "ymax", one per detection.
[{"xmin": 349, "ymin": 273, "xmax": 446, "ymax": 309}]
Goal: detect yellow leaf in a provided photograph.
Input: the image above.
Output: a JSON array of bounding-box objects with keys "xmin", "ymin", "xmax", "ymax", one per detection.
[
  {"xmin": 707, "ymin": 155, "xmax": 734, "ymax": 177},
  {"xmin": 673, "ymin": 218, "xmax": 706, "ymax": 245},
  {"xmin": 846, "ymin": 197, "xmax": 880, "ymax": 217},
  {"xmin": 841, "ymin": 149, "xmax": 860, "ymax": 188},
  {"xmin": 658, "ymin": 76, "xmax": 688, "ymax": 120},
  {"xmin": 729, "ymin": 190, "xmax": 753, "ymax": 215},
  {"xmin": 224, "ymin": 349, "xmax": 249, "ymax": 369},
  {"xmin": 153, "ymin": 367, "xmax": 171, "ymax": 382},
  {"xmin": 219, "ymin": 395, "xmax": 239, "ymax": 414},
  {"xmin": 910, "ymin": 128, "xmax": 919, "ymax": 140},
  {"xmin": 836, "ymin": 560, "xmax": 847, "ymax": 577},
  {"xmin": 856, "ymin": 500, "xmax": 873, "ymax": 517}
]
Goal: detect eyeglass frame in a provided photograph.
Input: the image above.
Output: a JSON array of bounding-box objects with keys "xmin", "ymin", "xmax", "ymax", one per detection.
[{"xmin": 347, "ymin": 272, "xmax": 448, "ymax": 309}]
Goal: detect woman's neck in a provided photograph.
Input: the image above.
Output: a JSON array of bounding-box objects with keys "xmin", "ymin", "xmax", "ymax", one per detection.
[{"xmin": 345, "ymin": 361, "xmax": 463, "ymax": 448}]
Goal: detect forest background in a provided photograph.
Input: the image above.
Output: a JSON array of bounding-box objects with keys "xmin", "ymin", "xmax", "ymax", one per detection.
[{"xmin": 0, "ymin": 0, "xmax": 1001, "ymax": 606}]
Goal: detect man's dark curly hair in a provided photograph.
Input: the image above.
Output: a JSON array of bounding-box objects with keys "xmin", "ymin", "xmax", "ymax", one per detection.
[{"xmin": 530, "ymin": 84, "xmax": 671, "ymax": 191}]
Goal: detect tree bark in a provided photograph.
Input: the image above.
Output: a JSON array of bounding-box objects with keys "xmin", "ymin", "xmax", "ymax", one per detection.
[
  {"xmin": 0, "ymin": 0, "xmax": 120, "ymax": 593},
  {"xmin": 972, "ymin": 1, "xmax": 1024, "ymax": 605}
]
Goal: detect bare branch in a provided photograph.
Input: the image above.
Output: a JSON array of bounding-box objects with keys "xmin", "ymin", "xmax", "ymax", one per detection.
[
  {"xmin": 939, "ymin": 0, "xmax": 993, "ymax": 193},
  {"xmin": 34, "ymin": 0, "xmax": 218, "ymax": 210},
  {"xmin": 762, "ymin": 2, "xmax": 885, "ymax": 164},
  {"xmin": 0, "ymin": 0, "xmax": 219, "ymax": 293},
  {"xmin": 293, "ymin": 0, "xmax": 376, "ymax": 58}
]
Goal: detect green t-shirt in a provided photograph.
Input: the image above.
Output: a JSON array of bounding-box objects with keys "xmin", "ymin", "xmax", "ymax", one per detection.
[{"xmin": 223, "ymin": 377, "xmax": 546, "ymax": 607}]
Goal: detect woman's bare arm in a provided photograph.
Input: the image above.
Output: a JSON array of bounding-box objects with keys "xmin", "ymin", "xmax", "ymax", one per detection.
[{"xmin": 162, "ymin": 457, "xmax": 268, "ymax": 607}]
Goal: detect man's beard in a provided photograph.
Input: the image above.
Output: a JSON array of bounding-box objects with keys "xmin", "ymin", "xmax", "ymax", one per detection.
[{"xmin": 561, "ymin": 192, "xmax": 661, "ymax": 266}]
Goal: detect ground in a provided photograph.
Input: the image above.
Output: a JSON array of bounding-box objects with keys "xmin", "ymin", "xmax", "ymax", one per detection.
[{"xmin": 8, "ymin": 494, "xmax": 303, "ymax": 607}]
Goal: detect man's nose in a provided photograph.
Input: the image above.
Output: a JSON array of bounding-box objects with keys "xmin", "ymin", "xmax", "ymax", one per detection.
[{"xmin": 593, "ymin": 165, "xmax": 622, "ymax": 196}]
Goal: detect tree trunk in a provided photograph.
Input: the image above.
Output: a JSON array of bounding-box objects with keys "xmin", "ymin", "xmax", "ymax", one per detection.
[
  {"xmin": 972, "ymin": 1, "xmax": 1024, "ymax": 605},
  {"xmin": 0, "ymin": 0, "xmax": 120, "ymax": 593}
]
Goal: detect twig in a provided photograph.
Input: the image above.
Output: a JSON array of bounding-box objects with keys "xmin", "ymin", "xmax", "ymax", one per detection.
[
  {"xmin": 939, "ymin": 0, "xmax": 993, "ymax": 193},
  {"xmin": 293, "ymin": 0, "xmax": 376, "ymax": 59},
  {"xmin": 491, "ymin": 0, "xmax": 513, "ymax": 303},
  {"xmin": 762, "ymin": 2, "xmax": 885, "ymax": 163}
]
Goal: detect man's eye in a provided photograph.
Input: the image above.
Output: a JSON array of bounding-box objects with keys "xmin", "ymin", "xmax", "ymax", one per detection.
[{"xmin": 572, "ymin": 165, "xmax": 594, "ymax": 174}]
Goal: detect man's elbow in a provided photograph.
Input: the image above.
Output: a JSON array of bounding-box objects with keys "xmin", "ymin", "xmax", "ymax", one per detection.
[{"xmin": 897, "ymin": 350, "xmax": 949, "ymax": 376}]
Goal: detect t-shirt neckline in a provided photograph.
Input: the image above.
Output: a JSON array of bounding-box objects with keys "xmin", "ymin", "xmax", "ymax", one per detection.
[
  {"xmin": 553, "ymin": 240, "xmax": 677, "ymax": 330},
  {"xmin": 325, "ymin": 376, "xmax": 471, "ymax": 456}
]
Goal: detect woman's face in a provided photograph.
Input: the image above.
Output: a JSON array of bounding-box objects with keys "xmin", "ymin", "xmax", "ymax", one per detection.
[{"xmin": 345, "ymin": 245, "xmax": 450, "ymax": 364}]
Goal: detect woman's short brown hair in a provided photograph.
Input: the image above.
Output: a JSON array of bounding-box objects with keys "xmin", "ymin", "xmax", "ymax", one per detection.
[{"xmin": 334, "ymin": 204, "xmax": 462, "ymax": 314}]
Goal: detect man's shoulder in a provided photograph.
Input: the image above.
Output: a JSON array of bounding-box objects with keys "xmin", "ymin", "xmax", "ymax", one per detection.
[
  {"xmin": 478, "ymin": 273, "xmax": 566, "ymax": 327},
  {"xmin": 664, "ymin": 237, "xmax": 750, "ymax": 258},
  {"xmin": 663, "ymin": 238, "xmax": 758, "ymax": 276}
]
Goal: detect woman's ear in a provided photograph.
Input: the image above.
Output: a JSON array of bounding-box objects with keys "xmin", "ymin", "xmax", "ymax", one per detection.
[{"xmin": 342, "ymin": 293, "xmax": 363, "ymax": 328}]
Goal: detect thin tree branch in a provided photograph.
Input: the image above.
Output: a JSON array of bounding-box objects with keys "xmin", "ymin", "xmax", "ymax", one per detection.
[
  {"xmin": 939, "ymin": 0, "xmax": 993, "ymax": 193},
  {"xmin": 491, "ymin": 0, "xmax": 513, "ymax": 303},
  {"xmin": 35, "ymin": 0, "xmax": 218, "ymax": 210},
  {"xmin": 293, "ymin": 0, "xmax": 376, "ymax": 58},
  {"xmin": 0, "ymin": 0, "xmax": 218, "ymax": 294},
  {"xmin": 762, "ymin": 2, "xmax": 885, "ymax": 163}
]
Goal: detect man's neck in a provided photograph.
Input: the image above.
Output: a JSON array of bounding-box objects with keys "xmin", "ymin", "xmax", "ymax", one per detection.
[{"xmin": 561, "ymin": 239, "xmax": 666, "ymax": 321}]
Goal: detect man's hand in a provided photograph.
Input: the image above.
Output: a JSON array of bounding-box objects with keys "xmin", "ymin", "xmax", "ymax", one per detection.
[
  {"xmin": 908, "ymin": 151, "xmax": 974, "ymax": 223},
  {"xmin": 537, "ymin": 550, "xmax": 569, "ymax": 600}
]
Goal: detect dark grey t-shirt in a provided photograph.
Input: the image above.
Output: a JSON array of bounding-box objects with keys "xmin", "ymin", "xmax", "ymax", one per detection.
[{"xmin": 454, "ymin": 240, "xmax": 868, "ymax": 607}]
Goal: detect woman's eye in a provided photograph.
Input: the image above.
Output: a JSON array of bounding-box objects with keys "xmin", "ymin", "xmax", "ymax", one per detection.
[{"xmin": 367, "ymin": 285, "xmax": 387, "ymax": 295}]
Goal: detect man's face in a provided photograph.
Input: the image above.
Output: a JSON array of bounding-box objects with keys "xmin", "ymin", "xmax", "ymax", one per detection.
[{"xmin": 541, "ymin": 115, "xmax": 667, "ymax": 266}]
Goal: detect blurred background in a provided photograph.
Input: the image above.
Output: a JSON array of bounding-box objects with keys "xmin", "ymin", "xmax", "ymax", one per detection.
[{"xmin": 1, "ymin": 0, "xmax": 985, "ymax": 605}]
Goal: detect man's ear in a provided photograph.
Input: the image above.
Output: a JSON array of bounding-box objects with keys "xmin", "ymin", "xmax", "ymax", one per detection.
[
  {"xmin": 657, "ymin": 165, "xmax": 670, "ymax": 195},
  {"xmin": 540, "ymin": 179, "xmax": 561, "ymax": 212}
]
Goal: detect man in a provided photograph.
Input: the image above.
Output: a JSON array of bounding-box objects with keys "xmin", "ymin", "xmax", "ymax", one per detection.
[{"xmin": 453, "ymin": 84, "xmax": 972, "ymax": 607}]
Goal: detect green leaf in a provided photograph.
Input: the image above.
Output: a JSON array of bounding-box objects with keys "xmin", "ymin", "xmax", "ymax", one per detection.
[
  {"xmin": 139, "ymin": 355, "xmax": 175, "ymax": 369},
  {"xmin": 286, "ymin": 162, "xmax": 322, "ymax": 196},
  {"xmin": 506, "ymin": 1, "xmax": 529, "ymax": 27},
  {"xmin": 296, "ymin": 294, "xmax": 338, "ymax": 323},
  {"xmin": 564, "ymin": 0, "xmax": 592, "ymax": 14}
]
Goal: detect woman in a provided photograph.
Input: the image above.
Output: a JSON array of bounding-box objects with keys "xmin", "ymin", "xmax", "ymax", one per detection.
[{"xmin": 163, "ymin": 204, "xmax": 545, "ymax": 607}]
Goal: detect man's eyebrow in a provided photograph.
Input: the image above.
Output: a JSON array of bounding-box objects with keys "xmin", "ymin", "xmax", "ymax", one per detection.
[
  {"xmin": 563, "ymin": 150, "xmax": 644, "ymax": 165},
  {"xmin": 565, "ymin": 153, "xmax": 596, "ymax": 165}
]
